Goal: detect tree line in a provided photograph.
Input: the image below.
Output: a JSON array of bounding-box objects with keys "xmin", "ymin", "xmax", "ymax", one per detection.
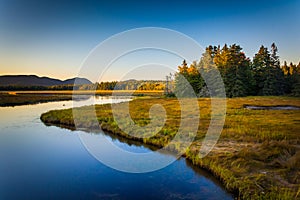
[
  {"xmin": 96, "ymin": 80, "xmax": 165, "ymax": 90},
  {"xmin": 174, "ymin": 43, "xmax": 300, "ymax": 97},
  {"xmin": 0, "ymin": 80, "xmax": 166, "ymax": 91}
]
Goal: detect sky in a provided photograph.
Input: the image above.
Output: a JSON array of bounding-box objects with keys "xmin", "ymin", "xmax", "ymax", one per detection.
[{"xmin": 0, "ymin": 0, "xmax": 299, "ymax": 81}]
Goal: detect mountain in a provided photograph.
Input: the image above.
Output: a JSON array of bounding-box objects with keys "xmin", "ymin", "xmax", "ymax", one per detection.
[
  {"xmin": 0, "ymin": 75, "xmax": 92, "ymax": 86},
  {"xmin": 62, "ymin": 77, "xmax": 92, "ymax": 85}
]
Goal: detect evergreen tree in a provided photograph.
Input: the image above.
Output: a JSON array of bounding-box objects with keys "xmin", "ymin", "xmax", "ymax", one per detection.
[
  {"xmin": 187, "ymin": 61, "xmax": 204, "ymax": 94},
  {"xmin": 281, "ymin": 61, "xmax": 299, "ymax": 94},
  {"xmin": 282, "ymin": 61, "xmax": 289, "ymax": 75},
  {"xmin": 282, "ymin": 61, "xmax": 292, "ymax": 94},
  {"xmin": 269, "ymin": 43, "xmax": 284, "ymax": 95},
  {"xmin": 290, "ymin": 62, "xmax": 300, "ymax": 96},
  {"xmin": 214, "ymin": 44, "xmax": 252, "ymax": 97},
  {"xmin": 252, "ymin": 46, "xmax": 269, "ymax": 95},
  {"xmin": 174, "ymin": 60, "xmax": 202, "ymax": 97},
  {"xmin": 252, "ymin": 44, "xmax": 284, "ymax": 96},
  {"xmin": 197, "ymin": 49, "xmax": 224, "ymax": 97}
]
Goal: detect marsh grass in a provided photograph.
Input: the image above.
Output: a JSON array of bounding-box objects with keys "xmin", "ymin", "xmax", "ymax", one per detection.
[
  {"xmin": 40, "ymin": 96, "xmax": 300, "ymax": 199},
  {"xmin": 0, "ymin": 93, "xmax": 74, "ymax": 106}
]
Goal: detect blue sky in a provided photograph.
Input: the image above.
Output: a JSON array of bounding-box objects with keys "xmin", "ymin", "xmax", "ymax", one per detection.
[{"xmin": 0, "ymin": 0, "xmax": 299, "ymax": 81}]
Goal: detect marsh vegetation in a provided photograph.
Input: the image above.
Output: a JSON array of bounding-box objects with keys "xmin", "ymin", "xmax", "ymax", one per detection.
[{"xmin": 0, "ymin": 92, "xmax": 73, "ymax": 107}]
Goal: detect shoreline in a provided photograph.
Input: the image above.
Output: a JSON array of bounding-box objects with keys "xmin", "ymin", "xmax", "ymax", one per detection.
[
  {"xmin": 40, "ymin": 97, "xmax": 300, "ymax": 199},
  {"xmin": 43, "ymin": 120, "xmax": 238, "ymax": 198}
]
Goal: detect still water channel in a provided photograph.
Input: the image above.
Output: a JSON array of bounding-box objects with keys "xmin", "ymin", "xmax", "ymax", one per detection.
[{"xmin": 0, "ymin": 96, "xmax": 233, "ymax": 200}]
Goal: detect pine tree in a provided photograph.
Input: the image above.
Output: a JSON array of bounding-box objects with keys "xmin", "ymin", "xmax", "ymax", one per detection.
[
  {"xmin": 213, "ymin": 44, "xmax": 252, "ymax": 97},
  {"xmin": 269, "ymin": 43, "xmax": 284, "ymax": 95},
  {"xmin": 281, "ymin": 61, "xmax": 297, "ymax": 94},
  {"xmin": 290, "ymin": 62, "xmax": 300, "ymax": 96},
  {"xmin": 252, "ymin": 45, "xmax": 283, "ymax": 96},
  {"xmin": 252, "ymin": 46, "xmax": 268, "ymax": 95},
  {"xmin": 174, "ymin": 60, "xmax": 203, "ymax": 97},
  {"xmin": 197, "ymin": 50, "xmax": 224, "ymax": 97},
  {"xmin": 282, "ymin": 61, "xmax": 289, "ymax": 75}
]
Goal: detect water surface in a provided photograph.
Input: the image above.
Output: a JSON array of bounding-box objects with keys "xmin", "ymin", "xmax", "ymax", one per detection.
[{"xmin": 0, "ymin": 96, "xmax": 233, "ymax": 200}]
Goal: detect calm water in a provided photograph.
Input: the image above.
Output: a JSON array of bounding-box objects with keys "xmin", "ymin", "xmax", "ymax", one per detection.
[{"xmin": 0, "ymin": 96, "xmax": 233, "ymax": 200}]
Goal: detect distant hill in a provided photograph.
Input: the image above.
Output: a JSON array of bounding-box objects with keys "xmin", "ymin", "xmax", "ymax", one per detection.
[
  {"xmin": 61, "ymin": 77, "xmax": 92, "ymax": 85},
  {"xmin": 0, "ymin": 75, "xmax": 92, "ymax": 87}
]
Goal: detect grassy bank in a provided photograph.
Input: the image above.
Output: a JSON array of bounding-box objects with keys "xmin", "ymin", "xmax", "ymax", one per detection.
[
  {"xmin": 40, "ymin": 96, "xmax": 300, "ymax": 199},
  {"xmin": 0, "ymin": 92, "xmax": 74, "ymax": 107}
]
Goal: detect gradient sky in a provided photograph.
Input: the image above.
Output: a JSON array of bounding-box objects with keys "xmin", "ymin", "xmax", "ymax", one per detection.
[{"xmin": 0, "ymin": 0, "xmax": 299, "ymax": 81}]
